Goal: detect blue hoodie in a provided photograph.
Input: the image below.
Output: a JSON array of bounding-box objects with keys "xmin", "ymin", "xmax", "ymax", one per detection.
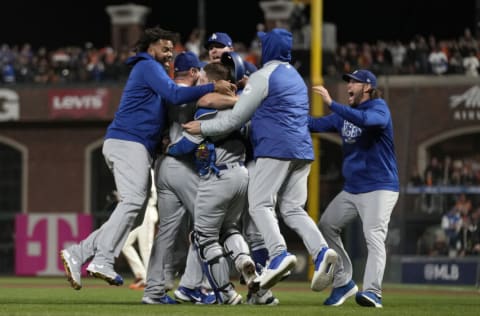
[
  {"xmin": 250, "ymin": 28, "xmax": 313, "ymax": 160},
  {"xmin": 105, "ymin": 52, "xmax": 214, "ymax": 157},
  {"xmin": 308, "ymin": 99, "xmax": 399, "ymax": 193}
]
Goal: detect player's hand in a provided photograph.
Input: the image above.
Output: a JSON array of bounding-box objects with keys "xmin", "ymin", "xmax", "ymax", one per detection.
[
  {"xmin": 236, "ymin": 76, "xmax": 248, "ymax": 90},
  {"xmin": 182, "ymin": 120, "xmax": 202, "ymax": 135},
  {"xmin": 312, "ymin": 85, "xmax": 332, "ymax": 106},
  {"xmin": 213, "ymin": 79, "xmax": 237, "ymax": 95}
]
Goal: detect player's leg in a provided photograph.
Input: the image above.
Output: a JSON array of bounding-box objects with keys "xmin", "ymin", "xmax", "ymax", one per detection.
[
  {"xmin": 193, "ymin": 178, "xmax": 241, "ymax": 304},
  {"xmin": 121, "ymin": 227, "xmax": 146, "ymax": 288},
  {"xmin": 217, "ymin": 166, "xmax": 257, "ymax": 288},
  {"xmin": 143, "ymin": 157, "xmax": 187, "ymax": 303},
  {"xmin": 248, "ymin": 158, "xmax": 296, "ymax": 289},
  {"xmin": 277, "ymin": 160, "xmax": 338, "ymax": 291},
  {"xmin": 243, "ymin": 161, "xmax": 270, "ymax": 273},
  {"xmin": 88, "ymin": 139, "xmax": 151, "ymax": 286},
  {"xmin": 137, "ymin": 173, "xmax": 159, "ymax": 269},
  {"xmin": 318, "ymin": 190, "xmax": 359, "ymax": 306},
  {"xmin": 192, "ymin": 230, "xmax": 240, "ymax": 304},
  {"xmin": 163, "ymin": 156, "xmax": 200, "ymax": 287},
  {"xmin": 355, "ymin": 190, "xmax": 398, "ymax": 306},
  {"xmin": 174, "ymin": 238, "xmax": 216, "ymax": 304}
]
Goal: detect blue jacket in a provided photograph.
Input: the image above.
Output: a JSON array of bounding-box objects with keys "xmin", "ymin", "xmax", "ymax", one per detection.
[
  {"xmin": 251, "ymin": 28, "xmax": 313, "ymax": 160},
  {"xmin": 105, "ymin": 52, "xmax": 214, "ymax": 157},
  {"xmin": 308, "ymin": 99, "xmax": 399, "ymax": 193}
]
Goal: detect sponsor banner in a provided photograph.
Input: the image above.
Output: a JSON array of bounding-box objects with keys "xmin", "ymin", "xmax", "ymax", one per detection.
[
  {"xmin": 0, "ymin": 88, "xmax": 20, "ymax": 121},
  {"xmin": 450, "ymin": 85, "xmax": 480, "ymax": 121},
  {"xmin": 15, "ymin": 213, "xmax": 92, "ymax": 276},
  {"xmin": 48, "ymin": 88, "xmax": 110, "ymax": 119},
  {"xmin": 401, "ymin": 257, "xmax": 479, "ymax": 285}
]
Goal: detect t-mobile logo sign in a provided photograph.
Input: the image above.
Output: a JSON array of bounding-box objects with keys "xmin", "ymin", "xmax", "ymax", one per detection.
[{"xmin": 15, "ymin": 214, "xmax": 92, "ymax": 276}]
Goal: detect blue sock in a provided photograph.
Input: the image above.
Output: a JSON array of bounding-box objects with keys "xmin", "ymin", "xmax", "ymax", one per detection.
[{"xmin": 251, "ymin": 248, "xmax": 268, "ymax": 273}]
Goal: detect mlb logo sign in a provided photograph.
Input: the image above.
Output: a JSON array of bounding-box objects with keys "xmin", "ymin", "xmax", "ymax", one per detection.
[{"xmin": 15, "ymin": 214, "xmax": 92, "ymax": 276}]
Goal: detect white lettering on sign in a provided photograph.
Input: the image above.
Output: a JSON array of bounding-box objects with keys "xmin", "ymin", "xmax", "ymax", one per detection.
[
  {"xmin": 52, "ymin": 95, "xmax": 103, "ymax": 109},
  {"xmin": 424, "ymin": 263, "xmax": 459, "ymax": 281},
  {"xmin": 450, "ymin": 86, "xmax": 480, "ymax": 120},
  {"xmin": 48, "ymin": 88, "xmax": 109, "ymax": 119},
  {"xmin": 0, "ymin": 89, "xmax": 20, "ymax": 121}
]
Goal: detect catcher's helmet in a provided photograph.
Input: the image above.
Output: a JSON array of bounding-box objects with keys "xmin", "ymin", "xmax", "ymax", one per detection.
[{"xmin": 220, "ymin": 51, "xmax": 245, "ymax": 82}]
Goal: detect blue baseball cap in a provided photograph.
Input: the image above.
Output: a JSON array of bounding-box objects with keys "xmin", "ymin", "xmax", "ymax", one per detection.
[
  {"xmin": 174, "ymin": 51, "xmax": 204, "ymax": 72},
  {"xmin": 342, "ymin": 69, "xmax": 377, "ymax": 88},
  {"xmin": 204, "ymin": 32, "xmax": 233, "ymax": 49}
]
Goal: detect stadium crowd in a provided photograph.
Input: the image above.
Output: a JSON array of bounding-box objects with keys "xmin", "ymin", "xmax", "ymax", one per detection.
[
  {"xmin": 1, "ymin": 28, "xmax": 479, "ymax": 85},
  {"xmin": 410, "ymin": 155, "xmax": 480, "ymax": 258}
]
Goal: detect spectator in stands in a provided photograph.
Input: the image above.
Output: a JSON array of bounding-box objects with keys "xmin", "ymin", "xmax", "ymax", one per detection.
[
  {"xmin": 448, "ymin": 48, "xmax": 465, "ymax": 74},
  {"xmin": 390, "ymin": 40, "xmax": 406, "ymax": 74},
  {"xmin": 408, "ymin": 167, "xmax": 423, "ymax": 186},
  {"xmin": 428, "ymin": 45, "xmax": 448, "ymax": 75},
  {"xmin": 465, "ymin": 207, "xmax": 480, "ymax": 255},
  {"xmin": 184, "ymin": 28, "xmax": 204, "ymax": 57},
  {"xmin": 441, "ymin": 205, "xmax": 463, "ymax": 257},
  {"xmin": 424, "ymin": 156, "xmax": 443, "ymax": 186},
  {"xmin": 414, "ymin": 35, "xmax": 430, "ymax": 74},
  {"xmin": 462, "ymin": 49, "xmax": 479, "ymax": 77},
  {"xmin": 1, "ymin": 57, "xmax": 15, "ymax": 84}
]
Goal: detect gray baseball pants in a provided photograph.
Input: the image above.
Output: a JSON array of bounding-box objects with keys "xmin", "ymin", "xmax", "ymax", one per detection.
[
  {"xmin": 248, "ymin": 158, "xmax": 328, "ymax": 260},
  {"xmin": 318, "ymin": 190, "xmax": 398, "ymax": 296}
]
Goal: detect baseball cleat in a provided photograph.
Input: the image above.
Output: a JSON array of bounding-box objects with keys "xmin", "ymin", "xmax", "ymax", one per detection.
[
  {"xmin": 324, "ymin": 280, "xmax": 358, "ymax": 306},
  {"xmin": 60, "ymin": 249, "xmax": 82, "ymax": 290},
  {"xmin": 174, "ymin": 286, "xmax": 216, "ymax": 304},
  {"xmin": 239, "ymin": 258, "xmax": 259, "ymax": 292},
  {"xmin": 246, "ymin": 289, "xmax": 279, "ymax": 305},
  {"xmin": 224, "ymin": 291, "xmax": 242, "ymax": 305},
  {"xmin": 311, "ymin": 247, "xmax": 337, "ymax": 291},
  {"xmin": 217, "ymin": 283, "xmax": 242, "ymax": 305},
  {"xmin": 355, "ymin": 291, "xmax": 383, "ymax": 308},
  {"xmin": 255, "ymin": 250, "xmax": 297, "ymax": 290},
  {"xmin": 142, "ymin": 294, "xmax": 178, "ymax": 304},
  {"xmin": 128, "ymin": 278, "xmax": 146, "ymax": 290},
  {"xmin": 86, "ymin": 262, "xmax": 124, "ymax": 286}
]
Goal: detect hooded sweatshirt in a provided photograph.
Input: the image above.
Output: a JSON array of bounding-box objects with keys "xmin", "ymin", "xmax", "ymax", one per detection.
[
  {"xmin": 308, "ymin": 98, "xmax": 399, "ymax": 193},
  {"xmin": 105, "ymin": 52, "xmax": 214, "ymax": 157},
  {"xmin": 201, "ymin": 28, "xmax": 313, "ymax": 161}
]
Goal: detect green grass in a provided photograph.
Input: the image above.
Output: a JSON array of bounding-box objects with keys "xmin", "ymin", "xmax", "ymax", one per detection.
[{"xmin": 0, "ymin": 277, "xmax": 479, "ymax": 316}]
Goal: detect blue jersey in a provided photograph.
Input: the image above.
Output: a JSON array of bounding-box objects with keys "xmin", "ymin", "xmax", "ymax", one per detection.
[{"xmin": 309, "ymin": 99, "xmax": 399, "ymax": 194}]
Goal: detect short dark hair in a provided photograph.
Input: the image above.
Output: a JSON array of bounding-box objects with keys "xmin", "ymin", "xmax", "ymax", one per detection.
[
  {"xmin": 203, "ymin": 63, "xmax": 230, "ymax": 81},
  {"xmin": 134, "ymin": 26, "xmax": 179, "ymax": 52}
]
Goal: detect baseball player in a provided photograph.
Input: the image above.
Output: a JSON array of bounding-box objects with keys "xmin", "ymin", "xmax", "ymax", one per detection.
[
  {"xmin": 121, "ymin": 170, "xmax": 158, "ymax": 290},
  {"xmin": 182, "ymin": 28, "xmax": 338, "ymax": 293},
  {"xmin": 204, "ymin": 32, "xmax": 257, "ymax": 90},
  {"xmin": 310, "ymin": 69, "xmax": 399, "ymax": 308},
  {"xmin": 142, "ymin": 51, "xmax": 236, "ymax": 305},
  {"xmin": 220, "ymin": 51, "xmax": 280, "ymax": 305},
  {"xmin": 167, "ymin": 61, "xmax": 258, "ymax": 305},
  {"xmin": 59, "ymin": 26, "xmax": 234, "ymax": 294}
]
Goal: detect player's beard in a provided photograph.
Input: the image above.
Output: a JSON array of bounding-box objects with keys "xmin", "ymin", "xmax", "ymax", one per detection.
[{"xmin": 157, "ymin": 56, "xmax": 172, "ymax": 72}]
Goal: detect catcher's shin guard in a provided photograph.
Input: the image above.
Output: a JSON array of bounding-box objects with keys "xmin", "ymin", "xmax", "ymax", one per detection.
[{"xmin": 192, "ymin": 231, "xmax": 231, "ymax": 303}]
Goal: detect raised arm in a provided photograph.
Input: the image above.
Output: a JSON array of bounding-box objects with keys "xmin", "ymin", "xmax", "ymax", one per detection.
[{"xmin": 183, "ymin": 73, "xmax": 268, "ymax": 136}]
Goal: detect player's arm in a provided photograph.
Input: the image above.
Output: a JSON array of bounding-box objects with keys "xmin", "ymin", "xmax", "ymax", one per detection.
[
  {"xmin": 183, "ymin": 74, "xmax": 267, "ymax": 136},
  {"xmin": 330, "ymin": 100, "xmax": 390, "ymax": 128},
  {"xmin": 197, "ymin": 93, "xmax": 239, "ymax": 110},
  {"xmin": 308, "ymin": 114, "xmax": 339, "ymax": 133},
  {"xmin": 142, "ymin": 61, "xmax": 235, "ymax": 105}
]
